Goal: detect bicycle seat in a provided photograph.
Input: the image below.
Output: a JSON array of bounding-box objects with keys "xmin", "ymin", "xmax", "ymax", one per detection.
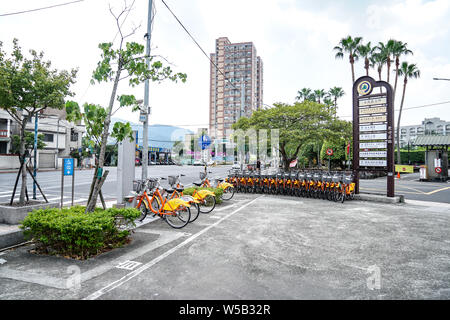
[
  {"xmin": 164, "ymin": 188, "xmax": 176, "ymax": 194},
  {"xmin": 175, "ymin": 188, "xmax": 184, "ymax": 192},
  {"xmin": 193, "ymin": 182, "xmax": 202, "ymax": 187},
  {"xmin": 217, "ymin": 178, "xmax": 224, "ymax": 182}
]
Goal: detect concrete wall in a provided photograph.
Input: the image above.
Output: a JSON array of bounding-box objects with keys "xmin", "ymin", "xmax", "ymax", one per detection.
[{"xmin": 0, "ymin": 154, "xmax": 20, "ymax": 169}]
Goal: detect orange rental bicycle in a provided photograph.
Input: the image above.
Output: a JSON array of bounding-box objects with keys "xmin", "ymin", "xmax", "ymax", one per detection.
[{"xmin": 134, "ymin": 178, "xmax": 191, "ymax": 229}]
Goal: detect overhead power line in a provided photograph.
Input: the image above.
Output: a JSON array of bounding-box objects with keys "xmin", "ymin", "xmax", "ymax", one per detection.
[
  {"xmin": 160, "ymin": 0, "xmax": 241, "ymax": 92},
  {"xmin": 0, "ymin": 0, "xmax": 84, "ymax": 17},
  {"xmin": 339, "ymin": 100, "xmax": 450, "ymax": 119}
]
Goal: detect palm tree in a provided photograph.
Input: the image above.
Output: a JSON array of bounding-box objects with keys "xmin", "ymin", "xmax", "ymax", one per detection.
[
  {"xmin": 328, "ymin": 87, "xmax": 345, "ymax": 117},
  {"xmin": 377, "ymin": 41, "xmax": 393, "ymax": 83},
  {"xmin": 369, "ymin": 51, "xmax": 387, "ymax": 82},
  {"xmin": 395, "ymin": 62, "xmax": 420, "ymax": 164},
  {"xmin": 334, "ymin": 36, "xmax": 363, "ymax": 84},
  {"xmin": 356, "ymin": 42, "xmax": 375, "ymax": 76},
  {"xmin": 313, "ymin": 89, "xmax": 326, "ymax": 104},
  {"xmin": 296, "ymin": 88, "xmax": 312, "ymax": 102},
  {"xmin": 390, "ymin": 40, "xmax": 413, "ymax": 96}
]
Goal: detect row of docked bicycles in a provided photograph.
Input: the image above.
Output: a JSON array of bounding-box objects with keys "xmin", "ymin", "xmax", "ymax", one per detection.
[
  {"xmin": 128, "ymin": 171, "xmax": 236, "ymax": 229},
  {"xmin": 225, "ymin": 170, "xmax": 356, "ymax": 203}
]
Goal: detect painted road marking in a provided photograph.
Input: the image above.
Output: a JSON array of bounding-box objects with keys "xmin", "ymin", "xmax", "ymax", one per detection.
[
  {"xmin": 83, "ymin": 195, "xmax": 263, "ymax": 300},
  {"xmin": 116, "ymin": 261, "xmax": 142, "ymax": 271}
]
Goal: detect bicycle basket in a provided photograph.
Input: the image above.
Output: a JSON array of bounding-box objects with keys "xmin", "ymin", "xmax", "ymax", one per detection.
[
  {"xmin": 147, "ymin": 178, "xmax": 158, "ymax": 189},
  {"xmin": 133, "ymin": 180, "xmax": 142, "ymax": 192},
  {"xmin": 199, "ymin": 172, "xmax": 207, "ymax": 180},
  {"xmin": 168, "ymin": 176, "xmax": 178, "ymax": 186},
  {"xmin": 297, "ymin": 172, "xmax": 306, "ymax": 180},
  {"xmin": 332, "ymin": 174, "xmax": 342, "ymax": 183}
]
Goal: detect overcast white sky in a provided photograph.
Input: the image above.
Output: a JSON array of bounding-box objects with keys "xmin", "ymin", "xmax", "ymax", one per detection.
[{"xmin": 1, "ymin": 0, "xmax": 450, "ymax": 131}]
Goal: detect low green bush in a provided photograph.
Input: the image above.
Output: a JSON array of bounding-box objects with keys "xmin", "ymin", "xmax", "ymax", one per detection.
[
  {"xmin": 20, "ymin": 206, "xmax": 141, "ymax": 260},
  {"xmin": 183, "ymin": 186, "xmax": 224, "ymax": 205}
]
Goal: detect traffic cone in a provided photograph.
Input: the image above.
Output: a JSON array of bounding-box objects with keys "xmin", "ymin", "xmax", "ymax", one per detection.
[{"xmin": 397, "ymin": 171, "xmax": 400, "ymax": 179}]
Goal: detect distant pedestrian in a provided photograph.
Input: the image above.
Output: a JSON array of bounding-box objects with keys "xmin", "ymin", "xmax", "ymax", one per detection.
[{"xmin": 256, "ymin": 160, "xmax": 261, "ymax": 172}]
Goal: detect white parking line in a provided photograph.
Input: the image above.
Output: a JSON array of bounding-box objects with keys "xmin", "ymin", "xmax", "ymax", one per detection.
[{"xmin": 83, "ymin": 195, "xmax": 263, "ymax": 300}]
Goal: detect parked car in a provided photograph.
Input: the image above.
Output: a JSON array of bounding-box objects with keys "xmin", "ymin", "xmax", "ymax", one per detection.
[
  {"xmin": 193, "ymin": 160, "xmax": 204, "ymax": 166},
  {"xmin": 232, "ymin": 161, "xmax": 240, "ymax": 170}
]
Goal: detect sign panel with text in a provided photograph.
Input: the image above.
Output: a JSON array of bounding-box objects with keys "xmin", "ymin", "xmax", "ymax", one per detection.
[{"xmin": 353, "ymin": 76, "xmax": 394, "ymax": 197}]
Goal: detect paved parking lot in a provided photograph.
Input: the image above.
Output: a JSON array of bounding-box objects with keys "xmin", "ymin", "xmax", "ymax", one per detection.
[{"xmin": 1, "ymin": 193, "xmax": 449, "ymax": 300}]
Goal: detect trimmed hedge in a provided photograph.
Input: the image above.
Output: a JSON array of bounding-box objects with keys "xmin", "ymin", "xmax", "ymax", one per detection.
[
  {"xmin": 183, "ymin": 187, "xmax": 224, "ymax": 205},
  {"xmin": 20, "ymin": 206, "xmax": 141, "ymax": 260}
]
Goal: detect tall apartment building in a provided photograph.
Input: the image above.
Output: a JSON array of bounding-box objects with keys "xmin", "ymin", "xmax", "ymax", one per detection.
[{"xmin": 209, "ymin": 37, "xmax": 263, "ymax": 139}]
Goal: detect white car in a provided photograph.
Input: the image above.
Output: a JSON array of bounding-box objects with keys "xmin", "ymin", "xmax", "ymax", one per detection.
[
  {"xmin": 232, "ymin": 161, "xmax": 240, "ymax": 170},
  {"xmin": 193, "ymin": 160, "xmax": 204, "ymax": 166}
]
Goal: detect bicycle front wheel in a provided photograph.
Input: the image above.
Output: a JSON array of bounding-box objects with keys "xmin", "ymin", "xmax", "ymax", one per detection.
[
  {"xmin": 221, "ymin": 186, "xmax": 235, "ymax": 200},
  {"xmin": 199, "ymin": 194, "xmax": 216, "ymax": 213},
  {"xmin": 137, "ymin": 198, "xmax": 148, "ymax": 222},
  {"xmin": 165, "ymin": 206, "xmax": 191, "ymax": 229}
]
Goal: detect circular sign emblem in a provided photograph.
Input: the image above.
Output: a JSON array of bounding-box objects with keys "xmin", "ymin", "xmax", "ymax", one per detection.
[
  {"xmin": 326, "ymin": 148, "xmax": 333, "ymax": 156},
  {"xmin": 435, "ymin": 167, "xmax": 442, "ymax": 174},
  {"xmin": 357, "ymin": 80, "xmax": 372, "ymax": 96}
]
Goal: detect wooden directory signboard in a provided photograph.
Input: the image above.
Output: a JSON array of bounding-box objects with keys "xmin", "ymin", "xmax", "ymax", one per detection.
[{"xmin": 352, "ymin": 76, "xmax": 394, "ymax": 197}]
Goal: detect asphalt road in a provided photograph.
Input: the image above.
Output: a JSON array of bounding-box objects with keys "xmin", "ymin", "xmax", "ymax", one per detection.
[
  {"xmin": 359, "ymin": 172, "xmax": 450, "ymax": 203},
  {"xmin": 0, "ymin": 165, "xmax": 233, "ymax": 206}
]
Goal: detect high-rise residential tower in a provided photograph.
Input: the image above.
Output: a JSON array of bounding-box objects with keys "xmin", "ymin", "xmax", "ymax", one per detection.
[{"xmin": 209, "ymin": 37, "xmax": 263, "ymax": 139}]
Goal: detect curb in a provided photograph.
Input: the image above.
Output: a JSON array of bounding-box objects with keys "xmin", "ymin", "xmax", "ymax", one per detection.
[
  {"xmin": 0, "ymin": 226, "xmax": 25, "ymax": 250},
  {"xmin": 354, "ymin": 193, "xmax": 405, "ymax": 204}
]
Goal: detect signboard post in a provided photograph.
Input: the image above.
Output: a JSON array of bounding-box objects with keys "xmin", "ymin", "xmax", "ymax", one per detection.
[
  {"xmin": 61, "ymin": 158, "xmax": 75, "ymax": 208},
  {"xmin": 353, "ymin": 76, "xmax": 394, "ymax": 197},
  {"xmin": 326, "ymin": 148, "xmax": 333, "ymax": 171}
]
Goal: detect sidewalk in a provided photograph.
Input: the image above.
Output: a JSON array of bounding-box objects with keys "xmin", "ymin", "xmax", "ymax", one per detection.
[{"xmin": 0, "ymin": 167, "xmax": 93, "ymax": 174}]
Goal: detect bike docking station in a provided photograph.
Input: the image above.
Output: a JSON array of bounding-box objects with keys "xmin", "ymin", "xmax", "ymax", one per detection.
[
  {"xmin": 116, "ymin": 131, "xmax": 137, "ymax": 208},
  {"xmin": 352, "ymin": 76, "xmax": 404, "ymax": 204}
]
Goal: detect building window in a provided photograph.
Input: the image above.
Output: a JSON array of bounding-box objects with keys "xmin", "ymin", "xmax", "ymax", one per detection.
[
  {"xmin": 43, "ymin": 133, "xmax": 54, "ymax": 142},
  {"xmin": 70, "ymin": 129, "xmax": 78, "ymax": 142}
]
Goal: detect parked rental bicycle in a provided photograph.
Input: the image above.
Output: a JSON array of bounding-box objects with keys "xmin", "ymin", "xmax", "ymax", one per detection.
[
  {"xmin": 194, "ymin": 169, "xmax": 235, "ymax": 201},
  {"xmin": 131, "ymin": 178, "xmax": 191, "ymax": 229},
  {"xmin": 228, "ymin": 169, "xmax": 356, "ymax": 203}
]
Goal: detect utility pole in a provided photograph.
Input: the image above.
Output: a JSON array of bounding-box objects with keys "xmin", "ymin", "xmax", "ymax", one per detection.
[
  {"xmin": 33, "ymin": 114, "xmax": 38, "ymax": 199},
  {"xmin": 142, "ymin": 0, "xmax": 153, "ymax": 181},
  {"xmin": 239, "ymin": 77, "xmax": 245, "ymax": 170}
]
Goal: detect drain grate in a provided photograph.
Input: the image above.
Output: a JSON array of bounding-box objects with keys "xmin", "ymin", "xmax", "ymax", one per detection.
[{"xmin": 116, "ymin": 260, "xmax": 142, "ymax": 271}]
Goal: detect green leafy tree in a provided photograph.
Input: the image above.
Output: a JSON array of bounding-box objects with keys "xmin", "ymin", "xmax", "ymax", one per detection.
[
  {"xmin": 295, "ymin": 88, "xmax": 313, "ymax": 102},
  {"xmin": 0, "ymin": 39, "xmax": 77, "ymax": 205},
  {"xmin": 390, "ymin": 40, "xmax": 413, "ymax": 96},
  {"xmin": 233, "ymin": 101, "xmax": 343, "ymax": 171},
  {"xmin": 356, "ymin": 41, "xmax": 375, "ymax": 76},
  {"xmin": 396, "ymin": 62, "xmax": 420, "ymax": 164},
  {"xmin": 10, "ymin": 132, "xmax": 45, "ymax": 155},
  {"xmin": 334, "ymin": 35, "xmax": 363, "ymax": 84},
  {"xmin": 328, "ymin": 87, "xmax": 345, "ymax": 117},
  {"xmin": 313, "ymin": 89, "xmax": 326, "ymax": 104},
  {"xmin": 67, "ymin": 4, "xmax": 186, "ymax": 212}
]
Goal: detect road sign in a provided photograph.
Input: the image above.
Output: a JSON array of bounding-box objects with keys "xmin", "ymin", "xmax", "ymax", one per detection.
[
  {"xmin": 326, "ymin": 148, "xmax": 333, "ymax": 156},
  {"xmin": 435, "ymin": 167, "xmax": 442, "ymax": 174},
  {"xmin": 198, "ymin": 135, "xmax": 211, "ymax": 150},
  {"xmin": 61, "ymin": 158, "xmax": 75, "ymax": 208},
  {"xmin": 63, "ymin": 158, "xmax": 74, "ymax": 176},
  {"xmin": 289, "ymin": 159, "xmax": 298, "ymax": 167}
]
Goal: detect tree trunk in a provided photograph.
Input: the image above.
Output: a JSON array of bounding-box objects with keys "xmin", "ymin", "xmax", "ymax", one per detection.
[
  {"xmin": 396, "ymin": 78, "xmax": 407, "ymax": 164},
  {"xmin": 86, "ymin": 63, "xmax": 123, "ymax": 212},
  {"xmin": 365, "ymin": 58, "xmax": 369, "ymax": 76},
  {"xmin": 387, "ymin": 58, "xmax": 391, "ymax": 83},
  {"xmin": 394, "ymin": 57, "xmax": 399, "ymax": 96},
  {"xmin": 350, "ymin": 55, "xmax": 355, "ymax": 84}
]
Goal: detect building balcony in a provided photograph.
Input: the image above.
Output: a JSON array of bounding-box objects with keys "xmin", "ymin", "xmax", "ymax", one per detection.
[{"xmin": 0, "ymin": 129, "xmax": 9, "ymax": 138}]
